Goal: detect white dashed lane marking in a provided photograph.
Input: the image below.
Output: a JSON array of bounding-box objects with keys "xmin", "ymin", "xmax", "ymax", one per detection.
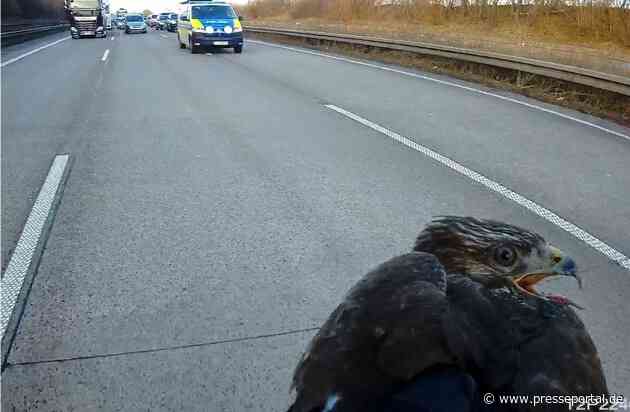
[
  {"xmin": 325, "ymin": 104, "xmax": 630, "ymax": 270},
  {"xmin": 101, "ymin": 49, "xmax": 110, "ymax": 61},
  {"xmin": 0, "ymin": 155, "xmax": 70, "ymax": 340}
]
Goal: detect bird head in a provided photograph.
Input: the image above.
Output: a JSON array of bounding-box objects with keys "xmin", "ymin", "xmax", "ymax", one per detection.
[{"xmin": 413, "ymin": 216, "xmax": 581, "ymax": 306}]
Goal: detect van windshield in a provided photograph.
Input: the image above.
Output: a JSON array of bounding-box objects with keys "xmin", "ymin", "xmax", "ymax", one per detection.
[{"xmin": 191, "ymin": 5, "xmax": 236, "ymax": 19}]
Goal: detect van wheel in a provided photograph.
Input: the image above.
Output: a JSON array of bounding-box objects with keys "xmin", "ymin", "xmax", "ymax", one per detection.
[
  {"xmin": 189, "ymin": 37, "xmax": 199, "ymax": 54},
  {"xmin": 234, "ymin": 45, "xmax": 242, "ymax": 54}
]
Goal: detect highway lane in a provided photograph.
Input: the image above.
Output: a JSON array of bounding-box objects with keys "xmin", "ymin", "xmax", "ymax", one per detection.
[
  {"xmin": 1, "ymin": 32, "xmax": 112, "ymax": 272},
  {"xmin": 228, "ymin": 38, "xmax": 630, "ymax": 259},
  {"xmin": 2, "ymin": 30, "xmax": 630, "ymax": 410}
]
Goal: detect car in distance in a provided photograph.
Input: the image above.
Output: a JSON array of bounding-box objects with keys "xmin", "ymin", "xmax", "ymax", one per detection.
[
  {"xmin": 125, "ymin": 14, "xmax": 147, "ymax": 34},
  {"xmin": 149, "ymin": 14, "xmax": 159, "ymax": 27},
  {"xmin": 165, "ymin": 13, "xmax": 178, "ymax": 32},
  {"xmin": 177, "ymin": 1, "xmax": 244, "ymax": 54},
  {"xmin": 157, "ymin": 13, "xmax": 171, "ymax": 30}
]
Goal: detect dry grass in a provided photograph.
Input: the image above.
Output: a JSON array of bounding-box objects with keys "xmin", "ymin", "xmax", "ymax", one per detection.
[
  {"xmin": 241, "ymin": 1, "xmax": 630, "ymax": 75},
  {"xmin": 244, "ymin": 0, "xmax": 630, "ymax": 46},
  {"xmin": 246, "ymin": 31, "xmax": 630, "ymax": 126}
]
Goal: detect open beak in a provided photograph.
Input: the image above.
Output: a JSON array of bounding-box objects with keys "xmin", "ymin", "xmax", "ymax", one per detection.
[{"xmin": 511, "ymin": 246, "xmax": 583, "ymax": 309}]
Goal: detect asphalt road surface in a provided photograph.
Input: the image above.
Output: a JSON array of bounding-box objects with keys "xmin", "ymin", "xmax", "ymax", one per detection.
[{"xmin": 2, "ymin": 29, "xmax": 630, "ymax": 410}]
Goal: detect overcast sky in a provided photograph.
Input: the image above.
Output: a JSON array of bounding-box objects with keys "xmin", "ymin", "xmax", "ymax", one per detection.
[{"xmin": 109, "ymin": 0, "xmax": 246, "ymax": 14}]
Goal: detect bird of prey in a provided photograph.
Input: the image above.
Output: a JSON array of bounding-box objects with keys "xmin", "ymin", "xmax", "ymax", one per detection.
[{"xmin": 288, "ymin": 216, "xmax": 607, "ymax": 412}]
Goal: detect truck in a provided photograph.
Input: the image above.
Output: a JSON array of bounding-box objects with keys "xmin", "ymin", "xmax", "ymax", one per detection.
[{"xmin": 65, "ymin": 0, "xmax": 107, "ymax": 39}]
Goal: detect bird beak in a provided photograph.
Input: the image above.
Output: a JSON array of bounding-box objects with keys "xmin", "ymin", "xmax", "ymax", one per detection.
[
  {"xmin": 511, "ymin": 245, "xmax": 582, "ymax": 305},
  {"xmin": 548, "ymin": 245, "xmax": 581, "ymax": 288}
]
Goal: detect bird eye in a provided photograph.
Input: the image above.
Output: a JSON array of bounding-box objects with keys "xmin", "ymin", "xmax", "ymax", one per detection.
[{"xmin": 494, "ymin": 246, "xmax": 517, "ymax": 267}]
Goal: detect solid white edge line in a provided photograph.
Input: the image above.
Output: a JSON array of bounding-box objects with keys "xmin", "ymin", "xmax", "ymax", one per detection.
[
  {"xmin": 101, "ymin": 49, "xmax": 110, "ymax": 61},
  {"xmin": 0, "ymin": 155, "xmax": 70, "ymax": 340},
  {"xmin": 1, "ymin": 36, "xmax": 71, "ymax": 68},
  {"xmin": 249, "ymin": 40, "xmax": 630, "ymax": 142},
  {"xmin": 325, "ymin": 104, "xmax": 630, "ymax": 271}
]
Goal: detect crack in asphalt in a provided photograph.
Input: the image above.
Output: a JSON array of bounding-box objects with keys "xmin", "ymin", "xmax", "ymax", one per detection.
[{"xmin": 6, "ymin": 326, "xmax": 320, "ymax": 368}]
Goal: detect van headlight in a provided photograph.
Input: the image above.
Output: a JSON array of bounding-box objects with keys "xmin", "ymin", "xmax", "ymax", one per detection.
[
  {"xmin": 233, "ymin": 18, "xmax": 242, "ymax": 32},
  {"xmin": 223, "ymin": 26, "xmax": 232, "ymax": 34}
]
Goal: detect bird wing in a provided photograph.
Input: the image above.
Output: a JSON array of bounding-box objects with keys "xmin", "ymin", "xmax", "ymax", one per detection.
[
  {"xmin": 289, "ymin": 252, "xmax": 455, "ymax": 412},
  {"xmin": 374, "ymin": 277, "xmax": 454, "ymax": 381}
]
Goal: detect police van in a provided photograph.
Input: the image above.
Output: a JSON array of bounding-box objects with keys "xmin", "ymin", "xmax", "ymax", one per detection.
[{"xmin": 177, "ymin": 1, "xmax": 244, "ymax": 54}]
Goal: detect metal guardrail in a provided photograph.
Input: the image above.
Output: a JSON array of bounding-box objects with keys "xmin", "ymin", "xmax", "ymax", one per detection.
[
  {"xmin": 1, "ymin": 24, "xmax": 69, "ymax": 47},
  {"xmin": 245, "ymin": 26, "xmax": 630, "ymax": 97}
]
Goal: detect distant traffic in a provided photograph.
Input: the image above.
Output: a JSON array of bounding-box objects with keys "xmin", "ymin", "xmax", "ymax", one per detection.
[{"xmin": 67, "ymin": 1, "xmax": 244, "ymax": 54}]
